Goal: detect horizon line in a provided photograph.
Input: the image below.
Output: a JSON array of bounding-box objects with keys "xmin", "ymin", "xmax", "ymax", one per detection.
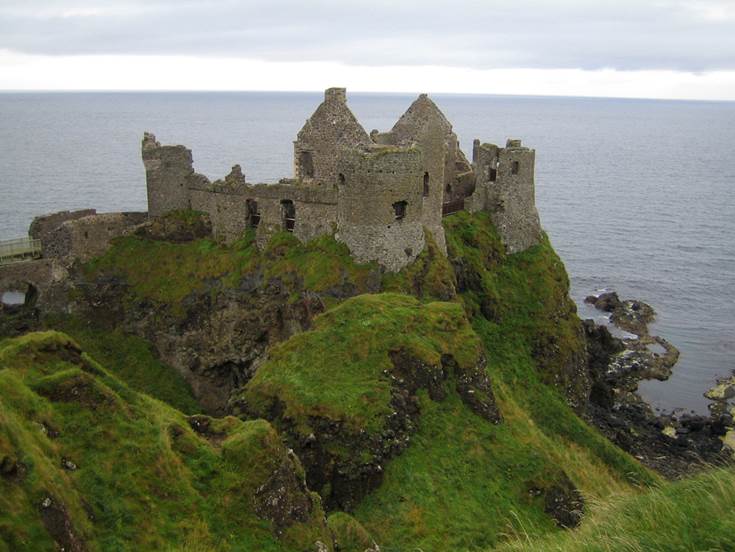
[{"xmin": 1, "ymin": 88, "xmax": 733, "ymax": 104}]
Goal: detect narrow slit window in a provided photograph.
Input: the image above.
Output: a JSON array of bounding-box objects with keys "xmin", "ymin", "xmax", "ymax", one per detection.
[
  {"xmin": 511, "ymin": 161, "xmax": 520, "ymax": 175},
  {"xmin": 489, "ymin": 167, "xmax": 497, "ymax": 182},
  {"xmin": 281, "ymin": 199, "xmax": 296, "ymax": 232},
  {"xmin": 423, "ymin": 172, "xmax": 430, "ymax": 197},
  {"xmin": 338, "ymin": 173, "xmax": 346, "ymax": 186},
  {"xmin": 246, "ymin": 199, "xmax": 260, "ymax": 229}
]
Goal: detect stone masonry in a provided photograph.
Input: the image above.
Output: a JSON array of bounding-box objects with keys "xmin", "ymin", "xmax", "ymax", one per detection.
[
  {"xmin": 0, "ymin": 88, "xmax": 543, "ymax": 307},
  {"xmin": 142, "ymin": 88, "xmax": 543, "ymax": 270}
]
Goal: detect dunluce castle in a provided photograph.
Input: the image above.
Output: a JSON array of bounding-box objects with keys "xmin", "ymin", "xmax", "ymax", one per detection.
[
  {"xmin": 1, "ymin": 88, "xmax": 541, "ymax": 304},
  {"xmin": 143, "ymin": 87, "xmax": 541, "ymax": 271}
]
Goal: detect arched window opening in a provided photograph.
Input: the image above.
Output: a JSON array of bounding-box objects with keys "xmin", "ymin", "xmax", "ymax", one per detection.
[
  {"xmin": 281, "ymin": 200, "xmax": 296, "ymax": 232},
  {"xmin": 423, "ymin": 172, "xmax": 430, "ymax": 197},
  {"xmin": 246, "ymin": 199, "xmax": 260, "ymax": 229},
  {"xmin": 393, "ymin": 200, "xmax": 407, "ymax": 221},
  {"xmin": 1, "ymin": 282, "xmax": 38, "ymax": 308}
]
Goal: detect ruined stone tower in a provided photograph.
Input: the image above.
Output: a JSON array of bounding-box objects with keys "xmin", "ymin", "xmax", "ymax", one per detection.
[
  {"xmin": 468, "ymin": 139, "xmax": 541, "ymax": 253},
  {"xmin": 141, "ymin": 88, "xmax": 543, "ymax": 271}
]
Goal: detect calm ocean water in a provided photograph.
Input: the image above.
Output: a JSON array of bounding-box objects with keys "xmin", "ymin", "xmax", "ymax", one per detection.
[{"xmin": 1, "ymin": 91, "xmax": 733, "ymax": 413}]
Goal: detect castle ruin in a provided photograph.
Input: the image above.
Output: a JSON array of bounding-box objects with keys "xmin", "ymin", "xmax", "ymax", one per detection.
[
  {"xmin": 143, "ymin": 88, "xmax": 542, "ymax": 271},
  {"xmin": 0, "ymin": 88, "xmax": 543, "ymax": 309}
]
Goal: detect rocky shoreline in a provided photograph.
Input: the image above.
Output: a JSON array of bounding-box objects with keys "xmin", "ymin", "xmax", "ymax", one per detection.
[{"xmin": 583, "ymin": 291, "xmax": 733, "ymax": 478}]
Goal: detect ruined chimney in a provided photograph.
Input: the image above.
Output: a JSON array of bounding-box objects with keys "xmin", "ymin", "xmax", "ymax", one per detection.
[{"xmin": 324, "ymin": 87, "xmax": 347, "ymax": 103}]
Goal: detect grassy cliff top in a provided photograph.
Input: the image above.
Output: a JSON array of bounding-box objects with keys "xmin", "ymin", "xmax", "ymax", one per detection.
[{"xmin": 242, "ymin": 293, "xmax": 482, "ymax": 435}]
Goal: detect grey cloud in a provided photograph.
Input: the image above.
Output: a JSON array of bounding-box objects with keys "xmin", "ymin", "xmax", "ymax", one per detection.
[{"xmin": 0, "ymin": 0, "xmax": 734, "ymax": 71}]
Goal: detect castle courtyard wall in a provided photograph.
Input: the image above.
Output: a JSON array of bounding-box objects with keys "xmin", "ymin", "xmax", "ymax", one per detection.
[{"xmin": 189, "ymin": 182, "xmax": 337, "ymax": 245}]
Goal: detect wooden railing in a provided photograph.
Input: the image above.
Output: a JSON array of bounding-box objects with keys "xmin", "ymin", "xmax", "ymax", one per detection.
[{"xmin": 0, "ymin": 237, "xmax": 42, "ymax": 265}]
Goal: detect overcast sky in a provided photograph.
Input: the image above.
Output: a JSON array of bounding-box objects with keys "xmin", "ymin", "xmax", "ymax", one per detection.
[{"xmin": 1, "ymin": 0, "xmax": 734, "ymax": 99}]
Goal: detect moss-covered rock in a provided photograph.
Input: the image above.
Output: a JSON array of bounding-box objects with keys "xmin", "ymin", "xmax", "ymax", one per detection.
[{"xmin": 238, "ymin": 293, "xmax": 500, "ymax": 510}]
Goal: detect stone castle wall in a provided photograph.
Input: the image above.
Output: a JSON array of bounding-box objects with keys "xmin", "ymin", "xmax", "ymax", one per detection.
[
  {"xmin": 141, "ymin": 89, "xmax": 543, "ymax": 270},
  {"xmin": 293, "ymin": 88, "xmax": 371, "ymax": 184},
  {"xmin": 336, "ymin": 146, "xmax": 426, "ymax": 270},
  {"xmin": 189, "ymin": 181, "xmax": 337, "ymax": 245},
  {"xmin": 41, "ymin": 212, "xmax": 148, "ymax": 262},
  {"xmin": 29, "ymin": 209, "xmax": 97, "ymax": 246}
]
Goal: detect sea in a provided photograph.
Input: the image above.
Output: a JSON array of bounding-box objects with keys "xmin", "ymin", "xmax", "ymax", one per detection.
[{"xmin": 1, "ymin": 91, "xmax": 733, "ymax": 414}]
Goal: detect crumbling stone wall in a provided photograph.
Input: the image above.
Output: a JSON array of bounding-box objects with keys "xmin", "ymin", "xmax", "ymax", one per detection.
[
  {"xmin": 29, "ymin": 209, "xmax": 97, "ymax": 245},
  {"xmin": 143, "ymin": 132, "xmax": 200, "ymax": 217},
  {"xmin": 42, "ymin": 212, "xmax": 147, "ymax": 262},
  {"xmin": 141, "ymin": 88, "xmax": 542, "ymax": 270},
  {"xmin": 0, "ymin": 258, "xmax": 69, "ymax": 310},
  {"xmin": 387, "ymin": 93, "xmax": 472, "ymax": 204},
  {"xmin": 189, "ymin": 180, "xmax": 337, "ymax": 245}
]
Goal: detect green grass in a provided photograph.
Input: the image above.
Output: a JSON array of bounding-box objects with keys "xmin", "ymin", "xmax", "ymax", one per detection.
[
  {"xmin": 242, "ymin": 293, "xmax": 483, "ymax": 436},
  {"xmin": 0, "ymin": 331, "xmax": 331, "ymax": 551},
  {"xmin": 85, "ymin": 229, "xmax": 379, "ymax": 315},
  {"xmin": 381, "ymin": 230, "xmax": 457, "ymax": 301},
  {"xmin": 327, "ymin": 512, "xmax": 377, "ymax": 552},
  {"xmin": 15, "ymin": 210, "xmax": 678, "ymax": 551},
  {"xmin": 232, "ymin": 212, "xmax": 658, "ymax": 549},
  {"xmin": 44, "ymin": 316, "xmax": 199, "ymax": 414},
  {"xmin": 444, "ymin": 212, "xmax": 654, "ymax": 486},
  {"xmin": 497, "ymin": 467, "xmax": 735, "ymax": 552}
]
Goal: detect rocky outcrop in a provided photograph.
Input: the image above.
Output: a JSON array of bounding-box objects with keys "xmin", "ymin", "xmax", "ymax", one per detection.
[
  {"xmin": 583, "ymin": 304, "xmax": 733, "ymax": 478},
  {"xmin": 239, "ymin": 349, "xmax": 500, "ymax": 512}
]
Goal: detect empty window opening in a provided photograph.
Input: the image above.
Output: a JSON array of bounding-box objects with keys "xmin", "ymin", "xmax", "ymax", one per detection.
[
  {"xmin": 1, "ymin": 290, "xmax": 25, "ymax": 306},
  {"xmin": 489, "ymin": 167, "xmax": 497, "ymax": 182},
  {"xmin": 1, "ymin": 283, "xmax": 38, "ymax": 308},
  {"xmin": 511, "ymin": 161, "xmax": 520, "ymax": 175},
  {"xmin": 246, "ymin": 199, "xmax": 261, "ymax": 229},
  {"xmin": 299, "ymin": 151, "xmax": 314, "ymax": 179},
  {"xmin": 338, "ymin": 173, "xmax": 346, "ymax": 186},
  {"xmin": 423, "ymin": 172, "xmax": 430, "ymax": 197},
  {"xmin": 393, "ymin": 201, "xmax": 407, "ymax": 221},
  {"xmin": 281, "ymin": 200, "xmax": 296, "ymax": 232},
  {"xmin": 445, "ymin": 183, "xmax": 452, "ymax": 194}
]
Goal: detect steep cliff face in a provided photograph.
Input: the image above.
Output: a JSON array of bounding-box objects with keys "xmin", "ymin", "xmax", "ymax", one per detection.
[
  {"xmin": 69, "ymin": 214, "xmax": 382, "ymax": 415},
  {"xmin": 444, "ymin": 211, "xmax": 590, "ymax": 411}
]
